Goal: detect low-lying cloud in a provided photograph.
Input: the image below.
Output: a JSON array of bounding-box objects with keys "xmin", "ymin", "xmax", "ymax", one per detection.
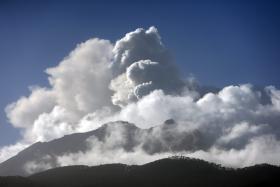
[{"xmin": 1, "ymin": 27, "xmax": 280, "ymax": 173}]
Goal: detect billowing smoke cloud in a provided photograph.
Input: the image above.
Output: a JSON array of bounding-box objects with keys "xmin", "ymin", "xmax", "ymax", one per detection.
[
  {"xmin": 1, "ymin": 27, "xmax": 280, "ymax": 172},
  {"xmin": 5, "ymin": 38, "xmax": 115, "ymax": 142},
  {"xmin": 111, "ymin": 26, "xmax": 184, "ymax": 106},
  {"xmin": 5, "ymin": 87, "xmax": 56, "ymax": 128}
]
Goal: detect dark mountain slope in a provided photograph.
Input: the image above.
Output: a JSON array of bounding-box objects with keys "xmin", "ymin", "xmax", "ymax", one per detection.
[
  {"xmin": 0, "ymin": 120, "xmax": 204, "ymax": 176},
  {"xmin": 0, "ymin": 121, "xmax": 139, "ymax": 176},
  {"xmin": 0, "ymin": 176, "xmax": 38, "ymax": 187},
  {"xmin": 1, "ymin": 157, "xmax": 279, "ymax": 187}
]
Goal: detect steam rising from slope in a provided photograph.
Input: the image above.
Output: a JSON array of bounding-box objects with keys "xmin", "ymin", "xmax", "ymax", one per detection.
[{"xmin": 1, "ymin": 27, "xmax": 280, "ymax": 171}]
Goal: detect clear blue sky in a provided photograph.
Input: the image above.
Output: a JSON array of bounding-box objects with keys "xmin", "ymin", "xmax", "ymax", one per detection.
[{"xmin": 0, "ymin": 0, "xmax": 280, "ymax": 146}]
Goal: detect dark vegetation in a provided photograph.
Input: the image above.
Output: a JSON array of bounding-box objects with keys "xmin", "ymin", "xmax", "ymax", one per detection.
[{"xmin": 0, "ymin": 156, "xmax": 279, "ymax": 187}]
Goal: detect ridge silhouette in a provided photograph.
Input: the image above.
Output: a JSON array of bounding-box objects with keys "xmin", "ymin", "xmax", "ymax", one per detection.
[{"xmin": 1, "ymin": 157, "xmax": 279, "ymax": 187}]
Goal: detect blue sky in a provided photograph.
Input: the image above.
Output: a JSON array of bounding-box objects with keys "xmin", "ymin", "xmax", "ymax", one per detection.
[{"xmin": 0, "ymin": 0, "xmax": 280, "ymax": 147}]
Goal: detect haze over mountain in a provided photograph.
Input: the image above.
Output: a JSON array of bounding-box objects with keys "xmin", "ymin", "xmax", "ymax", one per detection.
[
  {"xmin": 1, "ymin": 26, "xmax": 280, "ymax": 173},
  {"xmin": 0, "ymin": 120, "xmax": 205, "ymax": 176}
]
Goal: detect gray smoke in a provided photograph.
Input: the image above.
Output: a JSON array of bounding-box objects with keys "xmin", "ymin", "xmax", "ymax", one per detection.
[{"xmin": 1, "ymin": 27, "xmax": 280, "ymax": 173}]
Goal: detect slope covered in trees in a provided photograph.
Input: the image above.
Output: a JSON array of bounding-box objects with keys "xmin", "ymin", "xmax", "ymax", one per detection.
[{"xmin": 0, "ymin": 157, "xmax": 279, "ymax": 187}]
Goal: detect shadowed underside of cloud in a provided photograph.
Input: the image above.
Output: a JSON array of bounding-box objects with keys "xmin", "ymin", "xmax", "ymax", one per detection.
[{"xmin": 1, "ymin": 27, "xmax": 280, "ymax": 174}]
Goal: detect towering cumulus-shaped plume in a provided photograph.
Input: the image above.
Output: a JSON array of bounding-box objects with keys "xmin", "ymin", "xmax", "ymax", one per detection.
[
  {"xmin": 1, "ymin": 27, "xmax": 280, "ymax": 174},
  {"xmin": 111, "ymin": 27, "xmax": 184, "ymax": 106}
]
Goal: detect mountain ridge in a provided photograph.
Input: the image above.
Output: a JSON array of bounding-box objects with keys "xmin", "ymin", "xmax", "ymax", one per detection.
[
  {"xmin": 0, "ymin": 157, "xmax": 279, "ymax": 187},
  {"xmin": 0, "ymin": 120, "xmax": 204, "ymax": 176},
  {"xmin": 0, "ymin": 121, "xmax": 138, "ymax": 176}
]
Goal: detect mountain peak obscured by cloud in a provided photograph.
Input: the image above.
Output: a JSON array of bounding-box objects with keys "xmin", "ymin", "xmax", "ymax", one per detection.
[{"xmin": 1, "ymin": 27, "xmax": 280, "ymax": 170}]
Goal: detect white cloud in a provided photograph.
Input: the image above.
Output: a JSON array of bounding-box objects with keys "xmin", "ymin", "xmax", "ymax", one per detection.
[
  {"xmin": 49, "ymin": 84, "xmax": 280, "ymax": 171},
  {"xmin": 46, "ymin": 38, "xmax": 114, "ymax": 118},
  {"xmin": 5, "ymin": 38, "xmax": 115, "ymax": 143},
  {"xmin": 24, "ymin": 155, "xmax": 53, "ymax": 175},
  {"xmin": 266, "ymin": 86, "xmax": 280, "ymax": 111},
  {"xmin": 0, "ymin": 143, "xmax": 28, "ymax": 163},
  {"xmin": 217, "ymin": 122, "xmax": 263, "ymax": 144},
  {"xmin": 3, "ymin": 26, "xmax": 188, "ymax": 144},
  {"xmin": 110, "ymin": 58, "xmax": 184, "ymax": 106},
  {"xmin": 112, "ymin": 26, "xmax": 167, "ymax": 74},
  {"xmin": 1, "ymin": 27, "xmax": 280, "ymax": 173},
  {"xmin": 110, "ymin": 26, "xmax": 184, "ymax": 107},
  {"xmin": 188, "ymin": 135, "xmax": 280, "ymax": 167},
  {"xmin": 25, "ymin": 106, "xmax": 75, "ymax": 142},
  {"xmin": 5, "ymin": 87, "xmax": 56, "ymax": 128}
]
